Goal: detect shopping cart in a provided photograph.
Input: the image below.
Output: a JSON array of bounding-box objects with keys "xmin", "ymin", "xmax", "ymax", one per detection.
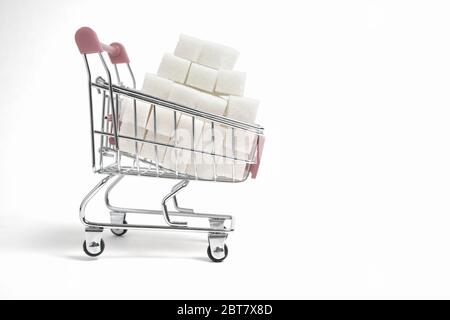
[{"xmin": 75, "ymin": 27, "xmax": 265, "ymax": 261}]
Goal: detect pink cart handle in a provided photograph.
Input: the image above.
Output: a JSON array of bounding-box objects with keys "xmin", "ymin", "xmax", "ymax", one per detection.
[
  {"xmin": 250, "ymin": 135, "xmax": 265, "ymax": 179},
  {"xmin": 75, "ymin": 27, "xmax": 130, "ymax": 64}
]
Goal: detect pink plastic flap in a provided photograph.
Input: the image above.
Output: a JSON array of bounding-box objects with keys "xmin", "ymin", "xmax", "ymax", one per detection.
[{"xmin": 250, "ymin": 135, "xmax": 265, "ymax": 179}]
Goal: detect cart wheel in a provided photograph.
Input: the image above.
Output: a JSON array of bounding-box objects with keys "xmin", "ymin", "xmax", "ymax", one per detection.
[
  {"xmin": 111, "ymin": 220, "xmax": 128, "ymax": 237},
  {"xmin": 83, "ymin": 239, "xmax": 105, "ymax": 257},
  {"xmin": 207, "ymin": 244, "xmax": 228, "ymax": 263}
]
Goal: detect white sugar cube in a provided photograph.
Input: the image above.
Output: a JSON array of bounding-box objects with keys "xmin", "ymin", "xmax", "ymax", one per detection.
[
  {"xmin": 214, "ymin": 125, "xmax": 259, "ymax": 181},
  {"xmin": 119, "ymin": 122, "xmax": 147, "ymax": 140},
  {"xmin": 214, "ymin": 133, "xmax": 253, "ymax": 181},
  {"xmin": 188, "ymin": 154, "xmax": 241, "ymax": 181},
  {"xmin": 195, "ymin": 91, "xmax": 227, "ymax": 116},
  {"xmin": 167, "ymin": 82, "xmax": 200, "ymax": 108},
  {"xmin": 215, "ymin": 70, "xmax": 246, "ymax": 96},
  {"xmin": 186, "ymin": 63, "xmax": 218, "ymax": 93},
  {"xmin": 145, "ymin": 104, "xmax": 178, "ymax": 139},
  {"xmin": 215, "ymin": 154, "xmax": 250, "ymax": 181},
  {"xmin": 192, "ymin": 91, "xmax": 227, "ymax": 157},
  {"xmin": 162, "ymin": 115, "xmax": 204, "ymax": 173},
  {"xmin": 140, "ymin": 131, "xmax": 172, "ymax": 165},
  {"xmin": 141, "ymin": 73, "xmax": 173, "ymax": 100},
  {"xmin": 173, "ymin": 114, "xmax": 204, "ymax": 149},
  {"xmin": 120, "ymin": 98, "xmax": 151, "ymax": 127},
  {"xmin": 202, "ymin": 123, "xmax": 227, "ymax": 156},
  {"xmin": 161, "ymin": 86, "xmax": 203, "ymax": 173},
  {"xmin": 116, "ymin": 97, "xmax": 151, "ymax": 156},
  {"xmin": 118, "ymin": 122, "xmax": 147, "ymax": 156},
  {"xmin": 142, "ymin": 84, "xmax": 199, "ymax": 167},
  {"xmin": 141, "ymin": 104, "xmax": 177, "ymax": 164},
  {"xmin": 197, "ymin": 41, "xmax": 239, "ymax": 70},
  {"xmin": 157, "ymin": 53, "xmax": 191, "ymax": 83},
  {"xmin": 180, "ymin": 93, "xmax": 227, "ymax": 178},
  {"xmin": 223, "ymin": 96, "xmax": 259, "ymax": 162},
  {"xmin": 224, "ymin": 127, "xmax": 258, "ymax": 155},
  {"xmin": 226, "ymin": 96, "xmax": 259, "ymax": 124},
  {"xmin": 174, "ymin": 34, "xmax": 204, "ymax": 62},
  {"xmin": 183, "ymin": 130, "xmax": 255, "ymax": 181},
  {"xmin": 184, "ymin": 124, "xmax": 228, "ymax": 179}
]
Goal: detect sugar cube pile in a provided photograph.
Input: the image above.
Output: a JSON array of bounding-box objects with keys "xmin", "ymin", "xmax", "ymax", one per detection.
[{"xmin": 119, "ymin": 34, "xmax": 260, "ymax": 180}]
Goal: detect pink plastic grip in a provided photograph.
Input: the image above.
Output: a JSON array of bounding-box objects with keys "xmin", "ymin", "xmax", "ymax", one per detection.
[
  {"xmin": 75, "ymin": 27, "xmax": 130, "ymax": 64},
  {"xmin": 250, "ymin": 135, "xmax": 265, "ymax": 179},
  {"xmin": 108, "ymin": 42, "xmax": 129, "ymax": 64}
]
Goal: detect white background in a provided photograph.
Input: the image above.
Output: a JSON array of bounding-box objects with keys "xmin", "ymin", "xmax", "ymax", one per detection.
[{"xmin": 1, "ymin": 0, "xmax": 450, "ymax": 299}]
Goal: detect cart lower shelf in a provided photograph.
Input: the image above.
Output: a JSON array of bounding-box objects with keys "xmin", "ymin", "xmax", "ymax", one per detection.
[{"xmin": 80, "ymin": 174, "xmax": 234, "ymax": 262}]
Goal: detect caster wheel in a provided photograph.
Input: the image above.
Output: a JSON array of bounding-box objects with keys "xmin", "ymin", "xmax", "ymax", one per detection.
[
  {"xmin": 83, "ymin": 239, "xmax": 105, "ymax": 257},
  {"xmin": 111, "ymin": 220, "xmax": 128, "ymax": 237},
  {"xmin": 207, "ymin": 244, "xmax": 228, "ymax": 263}
]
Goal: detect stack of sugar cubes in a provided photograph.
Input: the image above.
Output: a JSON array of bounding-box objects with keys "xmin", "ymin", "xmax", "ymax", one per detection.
[{"xmin": 118, "ymin": 34, "xmax": 259, "ymax": 180}]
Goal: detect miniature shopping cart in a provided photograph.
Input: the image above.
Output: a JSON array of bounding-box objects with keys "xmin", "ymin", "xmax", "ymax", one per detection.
[{"xmin": 75, "ymin": 27, "xmax": 265, "ymax": 262}]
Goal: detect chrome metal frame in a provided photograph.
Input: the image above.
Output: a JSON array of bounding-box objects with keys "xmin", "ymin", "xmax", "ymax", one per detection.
[
  {"xmin": 78, "ymin": 50, "xmax": 264, "ymax": 259},
  {"xmin": 80, "ymin": 175, "xmax": 234, "ymax": 234}
]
